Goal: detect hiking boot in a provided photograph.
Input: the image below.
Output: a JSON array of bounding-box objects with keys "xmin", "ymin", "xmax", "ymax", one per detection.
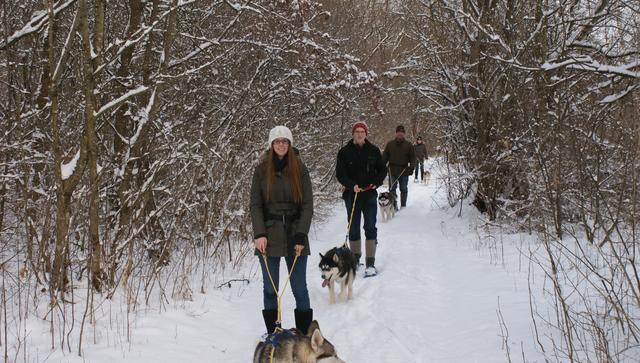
[
  {"xmin": 364, "ymin": 257, "xmax": 377, "ymax": 277},
  {"xmin": 364, "ymin": 266, "xmax": 377, "ymax": 277}
]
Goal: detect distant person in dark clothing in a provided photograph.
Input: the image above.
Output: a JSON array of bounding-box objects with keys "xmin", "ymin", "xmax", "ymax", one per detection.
[
  {"xmin": 382, "ymin": 125, "xmax": 416, "ymax": 210},
  {"xmin": 335, "ymin": 120, "xmax": 386, "ymax": 277},
  {"xmin": 414, "ymin": 136, "xmax": 428, "ymax": 182}
]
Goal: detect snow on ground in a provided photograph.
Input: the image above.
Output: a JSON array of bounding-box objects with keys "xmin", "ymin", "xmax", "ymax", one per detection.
[{"xmin": 22, "ymin": 162, "xmax": 546, "ymax": 363}]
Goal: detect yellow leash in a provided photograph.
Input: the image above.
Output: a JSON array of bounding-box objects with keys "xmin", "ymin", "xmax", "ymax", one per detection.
[
  {"xmin": 261, "ymin": 252, "xmax": 299, "ymax": 331},
  {"xmin": 344, "ymin": 191, "xmax": 360, "ymax": 247},
  {"xmin": 262, "ymin": 252, "xmax": 299, "ymax": 363}
]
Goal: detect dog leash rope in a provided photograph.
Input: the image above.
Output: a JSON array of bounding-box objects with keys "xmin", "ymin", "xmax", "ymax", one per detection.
[
  {"xmin": 261, "ymin": 252, "xmax": 300, "ymax": 331},
  {"xmin": 343, "ymin": 184, "xmax": 375, "ymax": 248},
  {"xmin": 344, "ymin": 191, "xmax": 359, "ymax": 247},
  {"xmin": 387, "ymin": 167, "xmax": 407, "ymax": 190}
]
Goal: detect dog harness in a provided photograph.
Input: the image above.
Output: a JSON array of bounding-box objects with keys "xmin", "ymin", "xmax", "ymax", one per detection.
[
  {"xmin": 264, "ymin": 328, "xmax": 300, "ymax": 348},
  {"xmin": 263, "ymin": 328, "xmax": 301, "ymax": 363}
]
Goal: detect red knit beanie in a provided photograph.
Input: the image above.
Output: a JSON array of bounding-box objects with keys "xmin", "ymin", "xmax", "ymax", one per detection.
[{"xmin": 352, "ymin": 121, "xmax": 368, "ymax": 135}]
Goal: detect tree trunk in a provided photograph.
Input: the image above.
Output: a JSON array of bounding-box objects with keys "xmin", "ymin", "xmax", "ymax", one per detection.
[
  {"xmin": 48, "ymin": 0, "xmax": 88, "ymax": 293},
  {"xmin": 47, "ymin": 0, "xmax": 67, "ymax": 294},
  {"xmin": 79, "ymin": 0, "xmax": 103, "ymax": 292}
]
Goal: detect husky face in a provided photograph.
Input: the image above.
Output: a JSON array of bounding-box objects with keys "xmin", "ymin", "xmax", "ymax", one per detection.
[
  {"xmin": 378, "ymin": 192, "xmax": 394, "ymax": 207},
  {"xmin": 310, "ymin": 324, "xmax": 345, "ymax": 363},
  {"xmin": 319, "ymin": 252, "xmax": 341, "ymax": 285}
]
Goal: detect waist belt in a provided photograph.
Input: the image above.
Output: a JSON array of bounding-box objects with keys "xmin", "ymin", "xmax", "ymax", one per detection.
[{"xmin": 265, "ymin": 213, "xmax": 300, "ymax": 224}]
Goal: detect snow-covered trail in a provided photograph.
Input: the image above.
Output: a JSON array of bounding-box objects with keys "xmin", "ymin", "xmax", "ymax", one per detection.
[
  {"xmin": 29, "ymin": 164, "xmax": 543, "ymax": 363},
  {"xmin": 308, "ymin": 166, "xmax": 539, "ymax": 363}
]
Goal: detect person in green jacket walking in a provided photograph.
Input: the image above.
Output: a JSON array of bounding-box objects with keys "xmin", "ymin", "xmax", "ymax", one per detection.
[
  {"xmin": 250, "ymin": 126, "xmax": 314, "ymax": 335},
  {"xmin": 382, "ymin": 125, "xmax": 416, "ymax": 210},
  {"xmin": 413, "ymin": 136, "xmax": 428, "ymax": 182}
]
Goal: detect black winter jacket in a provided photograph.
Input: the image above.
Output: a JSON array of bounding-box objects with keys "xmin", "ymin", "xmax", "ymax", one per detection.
[{"xmin": 336, "ymin": 139, "xmax": 386, "ymax": 200}]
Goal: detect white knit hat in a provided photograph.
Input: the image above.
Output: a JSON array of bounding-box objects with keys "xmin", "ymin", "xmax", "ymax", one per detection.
[{"xmin": 267, "ymin": 125, "xmax": 293, "ymax": 147}]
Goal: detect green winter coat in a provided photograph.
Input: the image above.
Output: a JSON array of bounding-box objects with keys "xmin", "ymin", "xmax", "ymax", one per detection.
[
  {"xmin": 250, "ymin": 154, "xmax": 313, "ymax": 257},
  {"xmin": 382, "ymin": 139, "xmax": 416, "ymax": 177}
]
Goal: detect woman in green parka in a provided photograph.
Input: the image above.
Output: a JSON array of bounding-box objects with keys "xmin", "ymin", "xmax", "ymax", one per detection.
[{"xmin": 250, "ymin": 125, "xmax": 314, "ymax": 335}]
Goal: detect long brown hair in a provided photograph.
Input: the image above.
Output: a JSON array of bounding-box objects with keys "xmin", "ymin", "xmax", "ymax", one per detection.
[{"xmin": 263, "ymin": 147, "xmax": 303, "ymax": 203}]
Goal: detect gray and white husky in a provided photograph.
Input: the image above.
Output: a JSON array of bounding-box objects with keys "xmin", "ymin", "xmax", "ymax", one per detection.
[
  {"xmin": 319, "ymin": 247, "xmax": 356, "ymax": 304},
  {"xmin": 253, "ymin": 321, "xmax": 346, "ymax": 363},
  {"xmin": 377, "ymin": 191, "xmax": 396, "ymax": 221}
]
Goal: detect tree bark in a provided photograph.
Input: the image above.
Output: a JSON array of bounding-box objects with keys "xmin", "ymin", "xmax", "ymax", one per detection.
[
  {"xmin": 48, "ymin": 0, "xmax": 88, "ymax": 293},
  {"xmin": 79, "ymin": 0, "xmax": 103, "ymax": 292}
]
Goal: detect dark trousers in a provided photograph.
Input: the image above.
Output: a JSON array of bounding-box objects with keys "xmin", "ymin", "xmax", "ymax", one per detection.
[
  {"xmin": 390, "ymin": 175, "xmax": 409, "ymax": 201},
  {"xmin": 259, "ymin": 255, "xmax": 310, "ymax": 311},
  {"xmin": 344, "ymin": 193, "xmax": 378, "ymax": 241},
  {"xmin": 414, "ymin": 160, "xmax": 424, "ymax": 180}
]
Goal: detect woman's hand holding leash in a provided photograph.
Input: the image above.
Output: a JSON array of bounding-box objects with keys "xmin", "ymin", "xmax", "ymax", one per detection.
[
  {"xmin": 294, "ymin": 244, "xmax": 304, "ymax": 256},
  {"xmin": 255, "ymin": 237, "xmax": 267, "ymax": 254}
]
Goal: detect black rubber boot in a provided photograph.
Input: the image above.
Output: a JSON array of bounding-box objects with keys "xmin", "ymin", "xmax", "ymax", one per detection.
[
  {"xmin": 262, "ymin": 309, "xmax": 278, "ymax": 334},
  {"xmin": 294, "ymin": 309, "xmax": 313, "ymax": 335},
  {"xmin": 401, "ymin": 192, "xmax": 407, "ymax": 207}
]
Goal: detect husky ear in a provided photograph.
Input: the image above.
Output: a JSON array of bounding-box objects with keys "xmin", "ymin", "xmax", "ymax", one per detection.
[
  {"xmin": 332, "ymin": 254, "xmax": 339, "ymax": 263},
  {"xmin": 319, "ymin": 253, "xmax": 324, "ymax": 259},
  {"xmin": 309, "ymin": 325, "xmax": 324, "ymax": 352},
  {"xmin": 306, "ymin": 320, "xmax": 320, "ymax": 336}
]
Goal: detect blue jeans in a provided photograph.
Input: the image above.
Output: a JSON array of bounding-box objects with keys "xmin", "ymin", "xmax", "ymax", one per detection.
[
  {"xmin": 344, "ymin": 192, "xmax": 377, "ymax": 241},
  {"xmin": 390, "ymin": 175, "xmax": 409, "ymax": 206},
  {"xmin": 259, "ymin": 255, "xmax": 310, "ymax": 311},
  {"xmin": 414, "ymin": 160, "xmax": 424, "ymax": 180}
]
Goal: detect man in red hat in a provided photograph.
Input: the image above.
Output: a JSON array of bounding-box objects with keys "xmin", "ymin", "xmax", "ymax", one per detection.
[{"xmin": 336, "ymin": 119, "xmax": 386, "ymax": 277}]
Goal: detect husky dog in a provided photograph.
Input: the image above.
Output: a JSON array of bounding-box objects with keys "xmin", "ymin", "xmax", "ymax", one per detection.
[
  {"xmin": 253, "ymin": 321, "xmax": 345, "ymax": 363},
  {"xmin": 421, "ymin": 170, "xmax": 431, "ymax": 185},
  {"xmin": 318, "ymin": 247, "xmax": 356, "ymax": 304},
  {"xmin": 377, "ymin": 191, "xmax": 396, "ymax": 221}
]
